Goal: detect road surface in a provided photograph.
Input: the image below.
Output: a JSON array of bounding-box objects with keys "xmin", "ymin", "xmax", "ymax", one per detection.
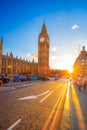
[{"xmin": 0, "ymin": 80, "xmax": 68, "ymax": 130}]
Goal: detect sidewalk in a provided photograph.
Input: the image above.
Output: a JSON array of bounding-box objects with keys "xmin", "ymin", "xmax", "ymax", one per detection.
[
  {"xmin": 61, "ymin": 83, "xmax": 87, "ymax": 130},
  {"xmin": 0, "ymin": 81, "xmax": 37, "ymax": 93},
  {"xmin": 70, "ymin": 84, "xmax": 87, "ymax": 130},
  {"xmin": 0, "ymin": 84, "xmax": 16, "ymax": 93},
  {"xmin": 0, "ymin": 81, "xmax": 45, "ymax": 93},
  {"xmin": 0, "ymin": 82, "xmax": 35, "ymax": 93}
]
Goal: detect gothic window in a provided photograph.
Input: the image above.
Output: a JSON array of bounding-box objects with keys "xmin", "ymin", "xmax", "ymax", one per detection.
[{"xmin": 2, "ymin": 59, "xmax": 6, "ymax": 66}]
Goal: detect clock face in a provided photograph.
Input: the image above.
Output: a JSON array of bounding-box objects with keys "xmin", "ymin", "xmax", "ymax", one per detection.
[{"xmin": 40, "ymin": 38, "xmax": 44, "ymax": 42}]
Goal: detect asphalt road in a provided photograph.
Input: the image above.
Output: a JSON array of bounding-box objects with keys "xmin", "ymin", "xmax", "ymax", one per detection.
[{"xmin": 0, "ymin": 80, "xmax": 68, "ymax": 130}]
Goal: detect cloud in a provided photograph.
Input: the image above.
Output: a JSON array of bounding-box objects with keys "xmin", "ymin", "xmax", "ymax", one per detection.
[
  {"xmin": 50, "ymin": 54, "xmax": 74, "ymax": 61},
  {"xmin": 51, "ymin": 47, "xmax": 57, "ymax": 52},
  {"xmin": 50, "ymin": 56, "xmax": 60, "ymax": 60},
  {"xmin": 50, "ymin": 54, "xmax": 75, "ymax": 70},
  {"xmin": 26, "ymin": 53, "xmax": 38, "ymax": 58},
  {"xmin": 72, "ymin": 24, "xmax": 80, "ymax": 30}
]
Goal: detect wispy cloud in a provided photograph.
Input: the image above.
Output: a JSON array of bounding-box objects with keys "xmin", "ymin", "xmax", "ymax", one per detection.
[
  {"xmin": 50, "ymin": 56, "xmax": 60, "ymax": 60},
  {"xmin": 51, "ymin": 47, "xmax": 57, "ymax": 52},
  {"xmin": 26, "ymin": 53, "xmax": 38, "ymax": 58},
  {"xmin": 72, "ymin": 24, "xmax": 80, "ymax": 30}
]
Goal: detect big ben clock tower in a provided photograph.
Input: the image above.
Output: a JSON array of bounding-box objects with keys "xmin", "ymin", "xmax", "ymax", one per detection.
[{"xmin": 38, "ymin": 22, "xmax": 50, "ymax": 75}]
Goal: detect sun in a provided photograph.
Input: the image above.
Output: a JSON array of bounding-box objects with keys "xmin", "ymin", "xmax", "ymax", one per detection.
[{"xmin": 68, "ymin": 67, "xmax": 73, "ymax": 73}]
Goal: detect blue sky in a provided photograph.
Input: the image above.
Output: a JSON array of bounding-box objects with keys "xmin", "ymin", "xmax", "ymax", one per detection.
[{"xmin": 0, "ymin": 0, "xmax": 87, "ymax": 70}]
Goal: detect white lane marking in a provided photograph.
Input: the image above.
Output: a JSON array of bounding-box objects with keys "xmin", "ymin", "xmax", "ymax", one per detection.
[
  {"xmin": 37, "ymin": 90, "xmax": 50, "ymax": 97},
  {"xmin": 18, "ymin": 95, "xmax": 37, "ymax": 100},
  {"xmin": 17, "ymin": 90, "xmax": 50, "ymax": 100},
  {"xmin": 7, "ymin": 118, "xmax": 21, "ymax": 130},
  {"xmin": 40, "ymin": 91, "xmax": 53, "ymax": 103}
]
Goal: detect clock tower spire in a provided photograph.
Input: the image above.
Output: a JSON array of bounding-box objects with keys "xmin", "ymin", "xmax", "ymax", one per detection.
[
  {"xmin": 41, "ymin": 20, "xmax": 47, "ymax": 34},
  {"xmin": 38, "ymin": 22, "xmax": 50, "ymax": 75}
]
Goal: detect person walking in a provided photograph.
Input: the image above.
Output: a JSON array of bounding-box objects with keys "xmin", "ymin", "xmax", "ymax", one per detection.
[
  {"xmin": 77, "ymin": 77, "xmax": 82, "ymax": 91},
  {"xmin": 83, "ymin": 77, "xmax": 87, "ymax": 91}
]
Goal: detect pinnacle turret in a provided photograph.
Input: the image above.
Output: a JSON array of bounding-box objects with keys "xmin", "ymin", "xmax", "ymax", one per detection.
[{"xmin": 41, "ymin": 21, "xmax": 47, "ymax": 34}]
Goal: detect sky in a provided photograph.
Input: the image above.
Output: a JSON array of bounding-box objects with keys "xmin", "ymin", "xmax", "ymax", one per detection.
[{"xmin": 0, "ymin": 0, "xmax": 87, "ymax": 71}]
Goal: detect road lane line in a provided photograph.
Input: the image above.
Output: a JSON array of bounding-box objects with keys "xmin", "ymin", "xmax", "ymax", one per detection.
[
  {"xmin": 18, "ymin": 95, "xmax": 37, "ymax": 100},
  {"xmin": 7, "ymin": 118, "xmax": 21, "ymax": 130},
  {"xmin": 50, "ymin": 86, "xmax": 67, "ymax": 130},
  {"xmin": 40, "ymin": 91, "xmax": 53, "ymax": 103},
  {"xmin": 61, "ymin": 83, "xmax": 72, "ymax": 130},
  {"xmin": 17, "ymin": 90, "xmax": 50, "ymax": 100},
  {"xmin": 37, "ymin": 90, "xmax": 50, "ymax": 97},
  {"xmin": 42, "ymin": 91, "xmax": 63, "ymax": 130},
  {"xmin": 42, "ymin": 83, "xmax": 67, "ymax": 130}
]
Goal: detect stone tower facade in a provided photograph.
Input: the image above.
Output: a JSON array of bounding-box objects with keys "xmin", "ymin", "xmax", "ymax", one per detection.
[{"xmin": 38, "ymin": 22, "xmax": 50, "ymax": 75}]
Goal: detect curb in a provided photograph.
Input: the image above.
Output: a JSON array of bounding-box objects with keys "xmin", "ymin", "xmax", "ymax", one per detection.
[{"xmin": 0, "ymin": 81, "xmax": 46, "ymax": 93}]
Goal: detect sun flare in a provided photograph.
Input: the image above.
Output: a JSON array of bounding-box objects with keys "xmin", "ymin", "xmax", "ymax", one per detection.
[{"xmin": 68, "ymin": 67, "xmax": 73, "ymax": 73}]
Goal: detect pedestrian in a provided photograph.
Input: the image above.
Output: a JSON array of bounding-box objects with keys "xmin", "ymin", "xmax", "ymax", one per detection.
[
  {"xmin": 77, "ymin": 78, "xmax": 82, "ymax": 91},
  {"xmin": 83, "ymin": 84, "xmax": 86, "ymax": 90},
  {"xmin": 78, "ymin": 82, "xmax": 81, "ymax": 91},
  {"xmin": 83, "ymin": 77, "xmax": 87, "ymax": 91}
]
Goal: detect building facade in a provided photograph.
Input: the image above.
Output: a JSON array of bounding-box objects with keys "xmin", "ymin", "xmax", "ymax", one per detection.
[
  {"xmin": 0, "ymin": 22, "xmax": 50, "ymax": 76},
  {"xmin": 73, "ymin": 46, "xmax": 87, "ymax": 77},
  {"xmin": 38, "ymin": 22, "xmax": 50, "ymax": 75},
  {"xmin": 0, "ymin": 39, "xmax": 38, "ymax": 76}
]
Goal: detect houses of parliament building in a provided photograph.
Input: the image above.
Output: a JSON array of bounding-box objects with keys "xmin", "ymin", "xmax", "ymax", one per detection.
[{"xmin": 0, "ymin": 22, "xmax": 50, "ymax": 76}]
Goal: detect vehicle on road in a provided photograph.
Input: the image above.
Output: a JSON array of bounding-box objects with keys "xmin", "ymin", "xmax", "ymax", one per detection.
[
  {"xmin": 41, "ymin": 76, "xmax": 49, "ymax": 81},
  {"xmin": 54, "ymin": 74, "xmax": 58, "ymax": 80},
  {"xmin": 13, "ymin": 75, "xmax": 27, "ymax": 82},
  {"xmin": 26, "ymin": 74, "xmax": 37, "ymax": 81},
  {"xmin": 36, "ymin": 75, "xmax": 44, "ymax": 80},
  {"xmin": 0, "ymin": 73, "xmax": 10, "ymax": 83}
]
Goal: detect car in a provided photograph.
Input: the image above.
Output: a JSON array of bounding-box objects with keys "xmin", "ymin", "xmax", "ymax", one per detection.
[
  {"xmin": 41, "ymin": 76, "xmax": 49, "ymax": 81},
  {"xmin": 30, "ymin": 75, "xmax": 37, "ymax": 80},
  {"xmin": 26, "ymin": 75, "xmax": 31, "ymax": 81},
  {"xmin": 13, "ymin": 75, "xmax": 27, "ymax": 82},
  {"xmin": 26, "ymin": 74, "xmax": 37, "ymax": 81},
  {"xmin": 55, "ymin": 76, "xmax": 58, "ymax": 80},
  {"xmin": 36, "ymin": 75, "xmax": 43, "ymax": 80},
  {"xmin": 0, "ymin": 73, "xmax": 10, "ymax": 83}
]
